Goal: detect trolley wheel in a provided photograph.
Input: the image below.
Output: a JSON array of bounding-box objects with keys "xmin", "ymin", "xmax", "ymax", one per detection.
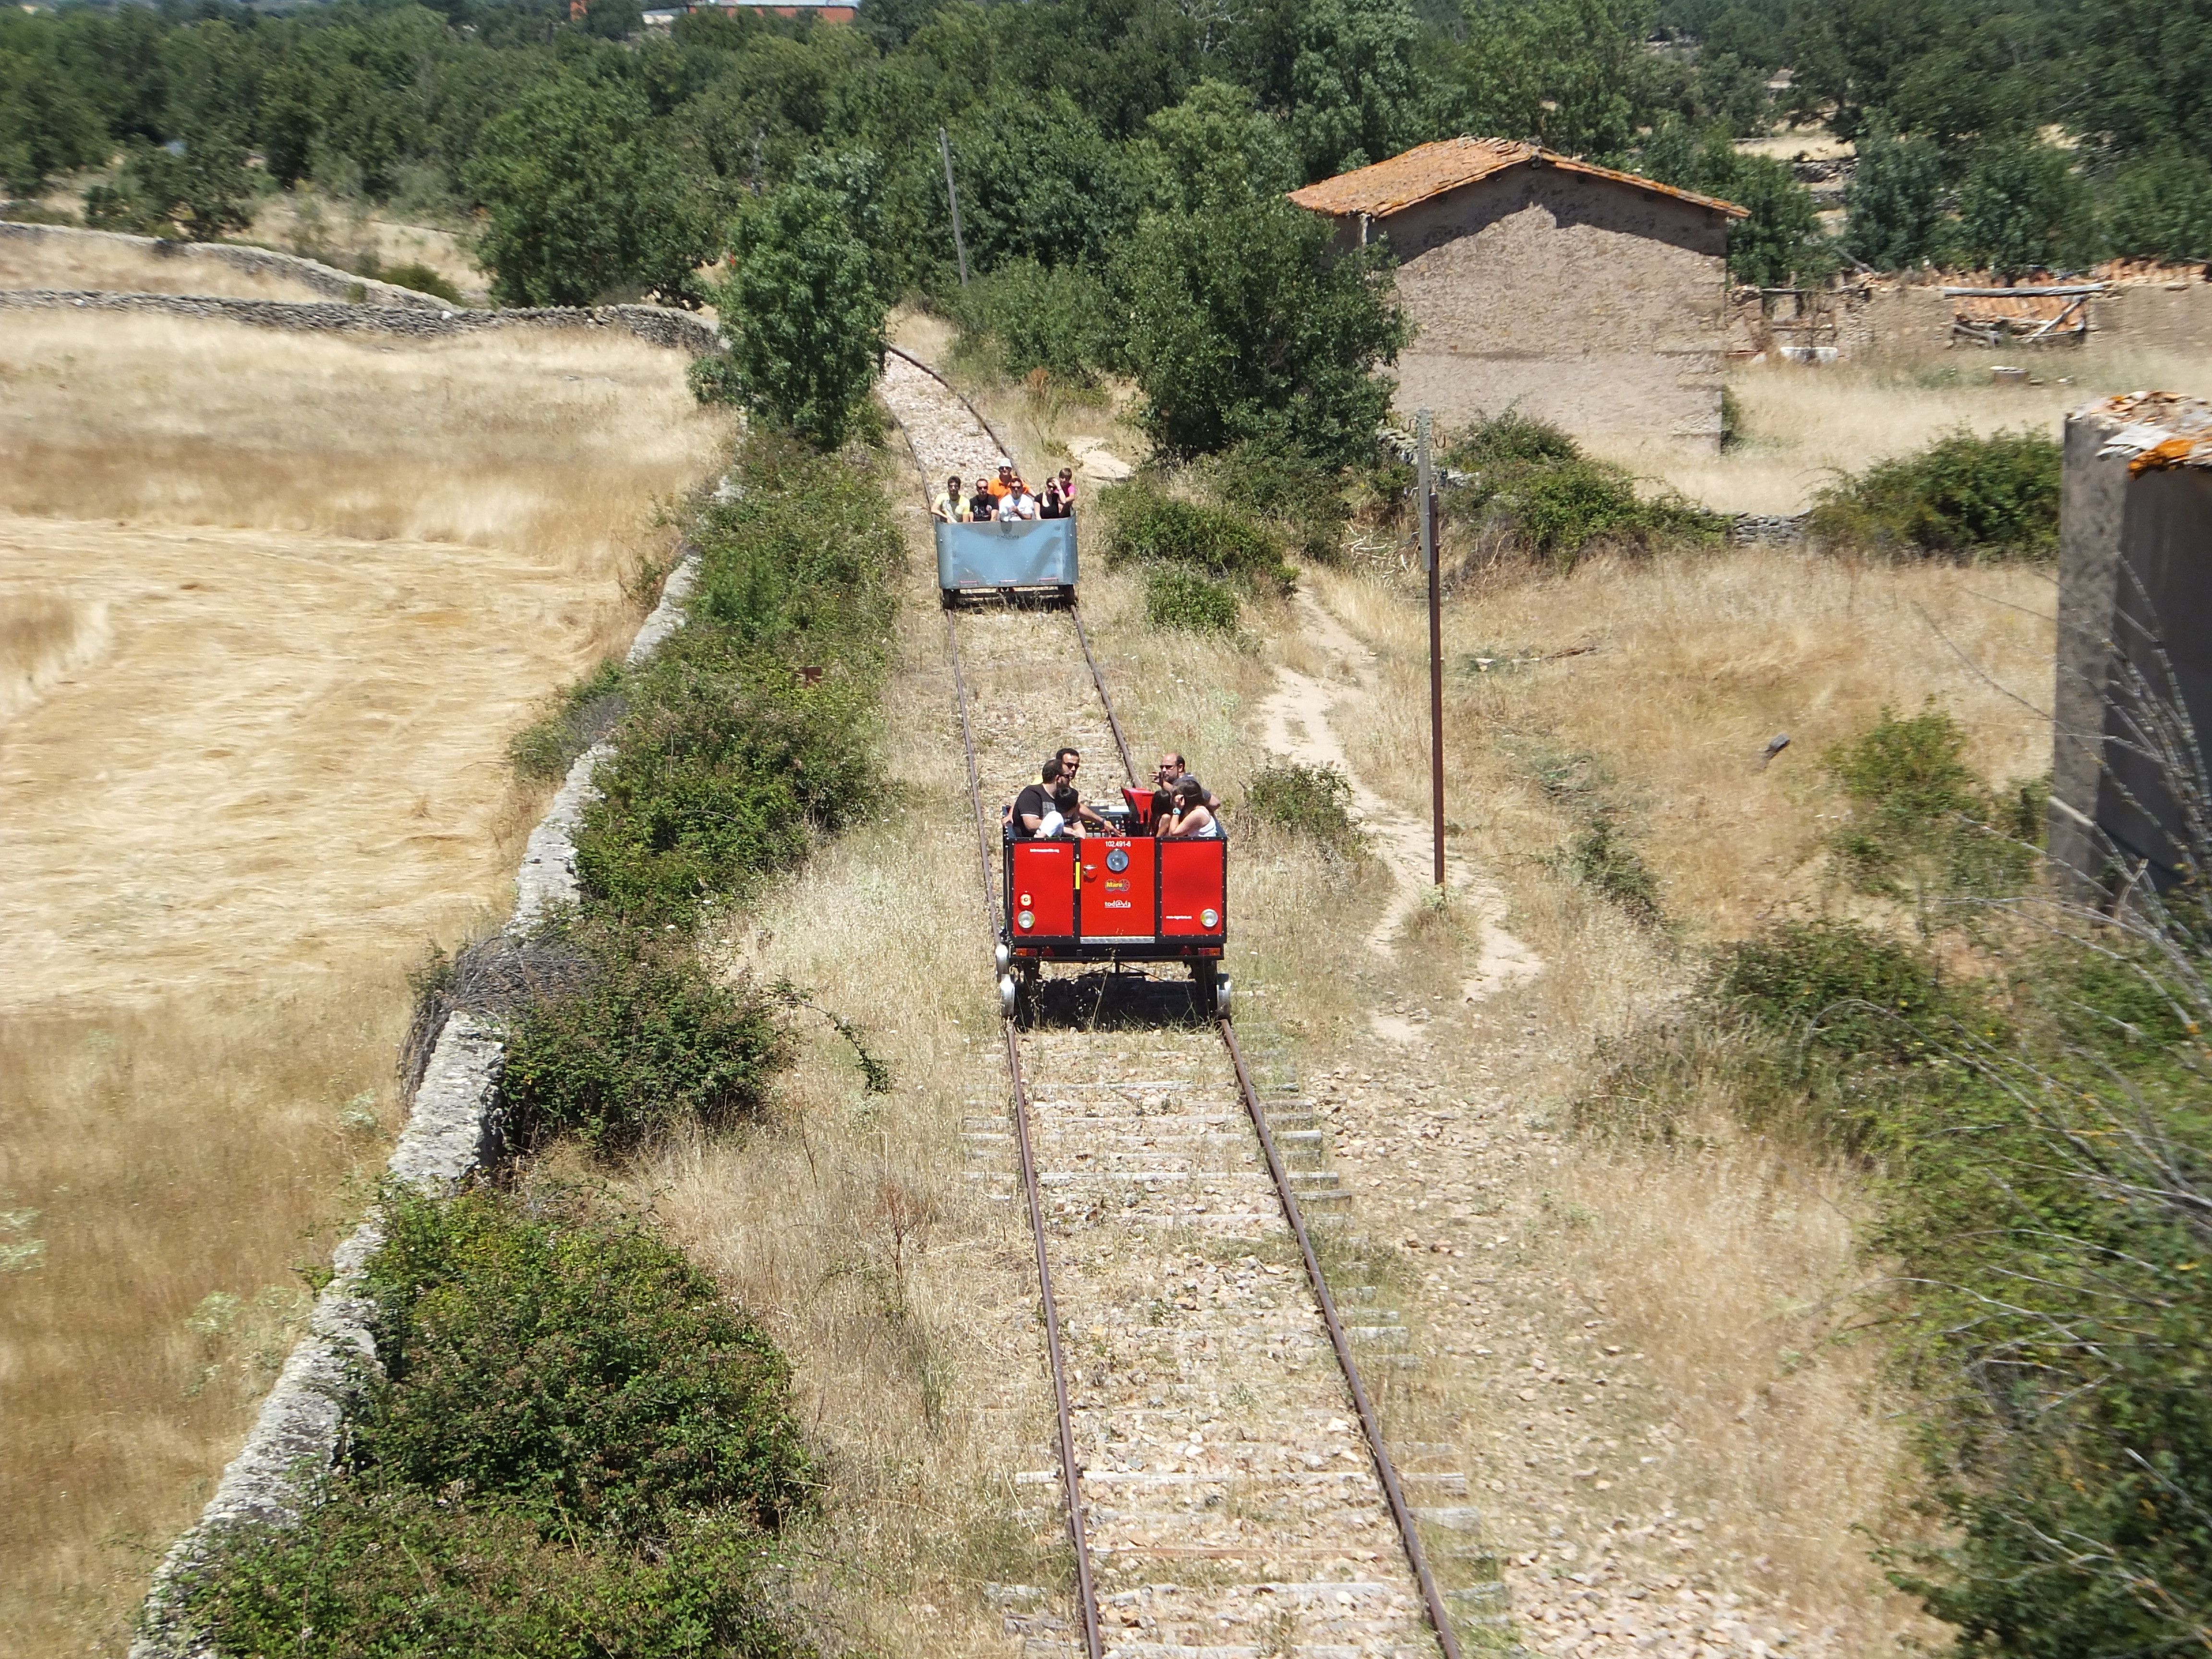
[
  {"xmin": 1216, "ymin": 973, "xmax": 1234, "ymax": 1020},
  {"xmin": 999, "ymin": 973, "xmax": 1018, "ymax": 1020},
  {"xmin": 1194, "ymin": 959, "xmax": 1232, "ymax": 1020}
]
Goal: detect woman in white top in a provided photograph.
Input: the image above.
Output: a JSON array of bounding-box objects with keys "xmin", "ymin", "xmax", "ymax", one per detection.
[{"xmin": 1162, "ymin": 778, "xmax": 1222, "ymax": 838}]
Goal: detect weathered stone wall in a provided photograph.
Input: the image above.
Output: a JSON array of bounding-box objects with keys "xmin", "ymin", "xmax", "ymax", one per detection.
[
  {"xmin": 1375, "ymin": 167, "xmax": 1732, "ymax": 450},
  {"xmin": 2049, "ymin": 397, "xmax": 2212, "ymax": 890},
  {"xmin": 0, "ymin": 219, "xmax": 455, "ymax": 309},
  {"xmin": 0, "ymin": 285, "xmax": 721, "ymax": 354},
  {"xmin": 128, "ymin": 547, "xmax": 704, "ymax": 1659}
]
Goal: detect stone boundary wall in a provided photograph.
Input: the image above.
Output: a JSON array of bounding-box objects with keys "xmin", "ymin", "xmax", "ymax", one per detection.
[
  {"xmin": 0, "ymin": 218, "xmax": 455, "ymax": 309},
  {"xmin": 1727, "ymin": 511, "xmax": 1810, "ymax": 546},
  {"xmin": 128, "ymin": 546, "xmax": 704, "ymax": 1659},
  {"xmin": 0, "ymin": 285, "xmax": 721, "ymax": 355}
]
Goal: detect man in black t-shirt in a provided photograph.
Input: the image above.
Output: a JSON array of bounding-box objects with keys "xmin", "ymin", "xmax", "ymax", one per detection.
[{"xmin": 1011, "ymin": 757, "xmax": 1064, "ymax": 838}]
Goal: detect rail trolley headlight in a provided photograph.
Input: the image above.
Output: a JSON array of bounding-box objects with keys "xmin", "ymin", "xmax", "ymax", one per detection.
[
  {"xmin": 1200, "ymin": 907, "xmax": 1220, "ymax": 930},
  {"xmin": 1017, "ymin": 909, "xmax": 1036, "ymax": 930}
]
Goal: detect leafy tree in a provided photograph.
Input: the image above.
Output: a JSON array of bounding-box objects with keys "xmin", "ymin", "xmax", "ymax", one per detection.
[
  {"xmin": 1282, "ymin": 0, "xmax": 1419, "ymax": 182},
  {"xmin": 1115, "ymin": 193, "xmax": 1406, "ymax": 464},
  {"xmin": 1957, "ymin": 134, "xmax": 2090, "ymax": 276},
  {"xmin": 1434, "ymin": 0, "xmax": 1653, "ymax": 158},
  {"xmin": 468, "ymin": 75, "xmax": 716, "ymax": 307},
  {"xmin": 1637, "ymin": 118, "xmax": 1832, "ymax": 285},
  {"xmin": 0, "ymin": 27, "xmax": 108, "ymax": 194},
  {"xmin": 2099, "ymin": 147, "xmax": 2212, "ymax": 260},
  {"xmin": 1130, "ymin": 77, "xmax": 1298, "ymax": 213},
  {"xmin": 696, "ymin": 156, "xmax": 885, "ymax": 449},
  {"xmin": 84, "ymin": 129, "xmax": 253, "ymax": 240},
  {"xmin": 946, "ymin": 90, "xmax": 1137, "ymax": 271},
  {"xmin": 1846, "ymin": 119, "xmax": 1948, "ymax": 269}
]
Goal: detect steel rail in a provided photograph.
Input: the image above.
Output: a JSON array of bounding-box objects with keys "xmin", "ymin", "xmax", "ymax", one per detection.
[
  {"xmin": 942, "ymin": 602, "xmax": 1104, "ymax": 1659},
  {"xmin": 1070, "ymin": 602, "xmax": 1136, "ymax": 789},
  {"xmin": 898, "ymin": 343, "xmax": 1455, "ymax": 1659},
  {"xmin": 1218, "ymin": 1019, "xmax": 1466, "ymax": 1659}
]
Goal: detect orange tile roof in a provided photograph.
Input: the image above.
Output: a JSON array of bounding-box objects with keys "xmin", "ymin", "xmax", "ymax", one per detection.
[{"xmin": 1286, "ymin": 136, "xmax": 1749, "ymax": 220}]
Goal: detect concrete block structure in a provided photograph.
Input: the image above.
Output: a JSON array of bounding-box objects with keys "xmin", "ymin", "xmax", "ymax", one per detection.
[
  {"xmin": 2051, "ymin": 392, "xmax": 2212, "ymax": 890},
  {"xmin": 1289, "ymin": 138, "xmax": 1746, "ymax": 451}
]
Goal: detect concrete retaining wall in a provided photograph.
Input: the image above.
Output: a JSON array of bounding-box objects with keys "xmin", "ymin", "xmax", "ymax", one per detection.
[
  {"xmin": 0, "ymin": 219, "xmax": 457, "ymax": 309},
  {"xmin": 128, "ymin": 545, "xmax": 705, "ymax": 1659},
  {"xmin": 0, "ymin": 285, "xmax": 721, "ymax": 354}
]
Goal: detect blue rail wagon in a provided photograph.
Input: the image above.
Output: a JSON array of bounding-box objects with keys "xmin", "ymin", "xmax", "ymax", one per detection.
[{"xmin": 937, "ymin": 517, "xmax": 1077, "ymax": 606}]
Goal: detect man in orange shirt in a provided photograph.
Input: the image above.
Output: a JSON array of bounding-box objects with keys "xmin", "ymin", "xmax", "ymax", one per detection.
[{"xmin": 987, "ymin": 461, "xmax": 1016, "ymax": 501}]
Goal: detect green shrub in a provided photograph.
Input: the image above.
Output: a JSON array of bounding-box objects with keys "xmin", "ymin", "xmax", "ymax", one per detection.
[
  {"xmin": 190, "ymin": 1493, "xmax": 808, "ymax": 1659},
  {"xmin": 1713, "ymin": 919, "xmax": 1953, "ymax": 1063},
  {"xmin": 1823, "ymin": 703, "xmax": 2042, "ymax": 907},
  {"xmin": 1443, "ymin": 413, "xmax": 1721, "ymax": 568},
  {"xmin": 355, "ymin": 1184, "xmax": 809, "ymax": 1533},
  {"xmin": 1203, "ymin": 437, "xmax": 1353, "ymax": 565},
  {"xmin": 374, "ymin": 259, "xmax": 466, "ymax": 304},
  {"xmin": 946, "ymin": 257, "xmax": 1116, "ymax": 384},
  {"xmin": 1810, "ymin": 429, "xmax": 2060, "ymax": 560},
  {"xmin": 508, "ymin": 657, "xmax": 626, "ymax": 781},
  {"xmin": 1559, "ymin": 811, "xmax": 1663, "ymax": 926},
  {"xmin": 573, "ymin": 432, "xmax": 900, "ymax": 925},
  {"xmin": 183, "ymin": 1183, "xmax": 813, "ymax": 1659},
  {"xmin": 1100, "ymin": 478, "xmax": 1294, "ymax": 590},
  {"xmin": 1144, "ymin": 566, "xmax": 1239, "ymax": 633},
  {"xmin": 1242, "ymin": 761, "xmax": 1360, "ymax": 853},
  {"xmin": 500, "ymin": 920, "xmax": 787, "ymax": 1151}
]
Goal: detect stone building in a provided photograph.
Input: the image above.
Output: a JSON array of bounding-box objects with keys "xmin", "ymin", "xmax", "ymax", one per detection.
[{"xmin": 1288, "ymin": 137, "xmax": 1746, "ymax": 450}]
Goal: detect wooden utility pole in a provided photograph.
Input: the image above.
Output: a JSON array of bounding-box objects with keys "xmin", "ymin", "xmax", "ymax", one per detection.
[
  {"xmin": 1418, "ymin": 409, "xmax": 1445, "ymax": 890},
  {"xmin": 939, "ymin": 126, "xmax": 970, "ymax": 287}
]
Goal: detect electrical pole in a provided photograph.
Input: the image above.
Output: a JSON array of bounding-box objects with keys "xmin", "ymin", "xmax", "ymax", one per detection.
[
  {"xmin": 1418, "ymin": 409, "xmax": 1445, "ymax": 890},
  {"xmin": 939, "ymin": 126, "xmax": 970, "ymax": 287}
]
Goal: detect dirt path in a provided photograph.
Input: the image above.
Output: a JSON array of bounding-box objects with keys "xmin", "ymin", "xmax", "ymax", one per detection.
[{"xmin": 1258, "ymin": 593, "xmax": 1539, "ymax": 1031}]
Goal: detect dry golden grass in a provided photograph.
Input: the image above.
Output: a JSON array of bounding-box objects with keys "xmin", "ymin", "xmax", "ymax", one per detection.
[
  {"xmin": 248, "ymin": 192, "xmax": 488, "ymax": 300},
  {"xmin": 0, "ymin": 312, "xmax": 726, "ymax": 1657},
  {"xmin": 0, "ymin": 232, "xmax": 336, "ymax": 301},
  {"xmin": 1268, "ymin": 547, "xmax": 2054, "ymax": 1647},
  {"xmin": 1597, "ymin": 342, "xmax": 2212, "ymax": 513}
]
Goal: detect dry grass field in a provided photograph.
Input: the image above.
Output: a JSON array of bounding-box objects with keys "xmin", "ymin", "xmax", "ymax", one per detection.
[
  {"xmin": 248, "ymin": 191, "xmax": 489, "ymax": 301},
  {"xmin": 0, "ymin": 233, "xmax": 336, "ymax": 301},
  {"xmin": 1599, "ymin": 342, "xmax": 2212, "ymax": 513},
  {"xmin": 0, "ymin": 309, "xmax": 725, "ymax": 1657}
]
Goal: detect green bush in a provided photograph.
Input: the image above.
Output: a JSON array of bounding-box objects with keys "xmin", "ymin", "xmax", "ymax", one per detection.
[
  {"xmin": 1203, "ymin": 437, "xmax": 1352, "ymax": 565},
  {"xmin": 183, "ymin": 1183, "xmax": 813, "ymax": 1659},
  {"xmin": 500, "ymin": 920, "xmax": 787, "ymax": 1151},
  {"xmin": 190, "ymin": 1494, "xmax": 808, "ymax": 1659},
  {"xmin": 946, "ymin": 257, "xmax": 1116, "ymax": 385},
  {"xmin": 1560, "ymin": 811, "xmax": 1663, "ymax": 926},
  {"xmin": 1242, "ymin": 761, "xmax": 1360, "ymax": 853},
  {"xmin": 355, "ymin": 1184, "xmax": 809, "ymax": 1532},
  {"xmin": 573, "ymin": 432, "xmax": 900, "ymax": 925},
  {"xmin": 1443, "ymin": 413, "xmax": 1721, "ymax": 569},
  {"xmin": 373, "ymin": 259, "xmax": 466, "ymax": 304},
  {"xmin": 1713, "ymin": 919, "xmax": 1953, "ymax": 1064},
  {"xmin": 1100, "ymin": 478, "xmax": 1294, "ymax": 591},
  {"xmin": 1810, "ymin": 429, "xmax": 2061, "ymax": 560},
  {"xmin": 1823, "ymin": 703, "xmax": 2043, "ymax": 907},
  {"xmin": 508, "ymin": 657, "xmax": 626, "ymax": 781},
  {"xmin": 1144, "ymin": 566, "xmax": 1239, "ymax": 633}
]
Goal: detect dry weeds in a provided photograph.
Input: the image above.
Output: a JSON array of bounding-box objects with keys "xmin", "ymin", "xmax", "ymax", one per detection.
[
  {"xmin": 0, "ymin": 312, "xmax": 725, "ymax": 1656},
  {"xmin": 1597, "ymin": 342, "xmax": 2212, "ymax": 512},
  {"xmin": 249, "ymin": 192, "xmax": 488, "ymax": 301}
]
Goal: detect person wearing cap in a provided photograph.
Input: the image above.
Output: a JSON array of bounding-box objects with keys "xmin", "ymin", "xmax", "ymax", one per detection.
[{"xmin": 987, "ymin": 461, "xmax": 1016, "ymax": 502}]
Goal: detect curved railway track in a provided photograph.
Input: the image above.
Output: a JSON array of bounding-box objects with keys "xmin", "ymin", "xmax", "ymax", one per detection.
[{"xmin": 881, "ymin": 349, "xmax": 1499, "ymax": 1659}]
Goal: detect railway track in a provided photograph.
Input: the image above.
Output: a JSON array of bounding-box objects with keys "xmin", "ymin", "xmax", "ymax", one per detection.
[{"xmin": 880, "ymin": 350, "xmax": 1504, "ymax": 1659}]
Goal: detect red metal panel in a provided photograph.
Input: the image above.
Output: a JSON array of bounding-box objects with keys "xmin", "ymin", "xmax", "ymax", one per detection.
[
  {"xmin": 1079, "ymin": 837, "xmax": 1155, "ymax": 938},
  {"xmin": 1010, "ymin": 841, "xmax": 1076, "ymax": 940},
  {"xmin": 1159, "ymin": 839, "xmax": 1226, "ymax": 937}
]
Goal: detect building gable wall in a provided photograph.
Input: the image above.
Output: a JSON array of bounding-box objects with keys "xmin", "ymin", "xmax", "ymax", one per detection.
[{"xmin": 1368, "ymin": 166, "xmax": 1731, "ymax": 449}]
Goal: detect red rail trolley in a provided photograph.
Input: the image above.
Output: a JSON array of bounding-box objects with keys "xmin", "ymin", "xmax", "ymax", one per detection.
[{"xmin": 995, "ymin": 788, "xmax": 1231, "ymax": 1020}]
